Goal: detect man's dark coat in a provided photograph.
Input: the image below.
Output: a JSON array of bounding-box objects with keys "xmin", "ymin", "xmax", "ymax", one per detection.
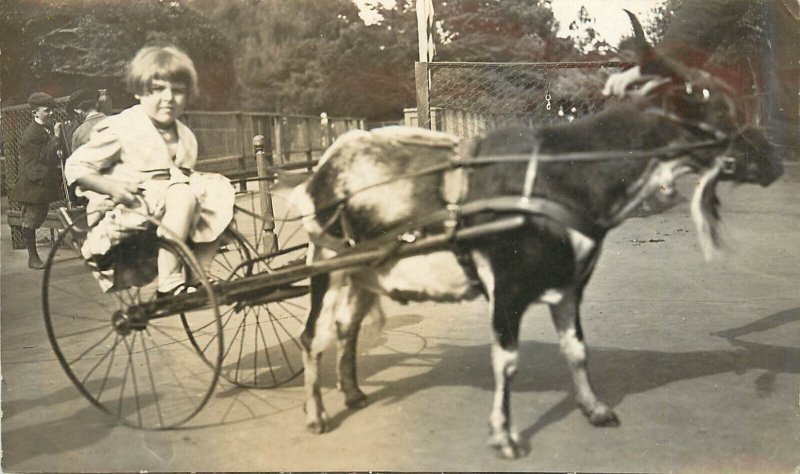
[{"xmin": 12, "ymin": 121, "xmax": 66, "ymax": 204}]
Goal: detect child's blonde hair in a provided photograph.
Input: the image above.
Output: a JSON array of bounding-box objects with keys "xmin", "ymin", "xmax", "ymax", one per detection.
[{"xmin": 125, "ymin": 45, "xmax": 199, "ymax": 99}]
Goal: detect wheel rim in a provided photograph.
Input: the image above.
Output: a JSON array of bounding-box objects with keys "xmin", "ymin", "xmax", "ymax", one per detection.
[
  {"xmin": 43, "ymin": 222, "xmax": 223, "ymax": 429},
  {"xmin": 183, "ymin": 226, "xmax": 307, "ymax": 389}
]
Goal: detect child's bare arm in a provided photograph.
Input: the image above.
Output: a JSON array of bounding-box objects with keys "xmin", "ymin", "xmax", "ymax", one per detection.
[{"xmin": 76, "ymin": 174, "xmax": 140, "ymax": 206}]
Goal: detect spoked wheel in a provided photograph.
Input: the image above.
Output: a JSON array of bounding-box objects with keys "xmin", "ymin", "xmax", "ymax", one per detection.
[
  {"xmin": 42, "ymin": 218, "xmax": 223, "ymax": 430},
  {"xmin": 188, "ymin": 188, "xmax": 310, "ymax": 389}
]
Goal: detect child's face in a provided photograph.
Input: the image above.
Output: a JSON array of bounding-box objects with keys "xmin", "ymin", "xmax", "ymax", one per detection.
[{"xmin": 138, "ymin": 78, "xmax": 187, "ymax": 126}]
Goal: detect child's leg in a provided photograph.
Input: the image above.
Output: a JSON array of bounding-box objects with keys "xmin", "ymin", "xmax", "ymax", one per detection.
[
  {"xmin": 188, "ymin": 240, "xmax": 223, "ymax": 284},
  {"xmin": 157, "ymin": 183, "xmax": 198, "ymax": 292}
]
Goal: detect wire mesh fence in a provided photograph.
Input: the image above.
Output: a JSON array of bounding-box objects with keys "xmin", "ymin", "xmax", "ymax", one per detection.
[{"xmin": 417, "ymin": 61, "xmax": 634, "ymax": 137}]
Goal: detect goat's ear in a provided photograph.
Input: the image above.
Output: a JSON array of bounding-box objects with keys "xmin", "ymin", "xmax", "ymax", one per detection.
[{"xmin": 625, "ymin": 9, "xmax": 692, "ymax": 82}]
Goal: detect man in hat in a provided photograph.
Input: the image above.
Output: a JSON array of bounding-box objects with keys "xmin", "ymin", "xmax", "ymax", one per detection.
[
  {"xmin": 63, "ymin": 88, "xmax": 98, "ymax": 154},
  {"xmin": 11, "ymin": 92, "xmax": 67, "ymax": 269},
  {"xmin": 65, "ymin": 88, "xmax": 106, "ymax": 206},
  {"xmin": 70, "ymin": 89, "xmax": 106, "ymax": 152}
]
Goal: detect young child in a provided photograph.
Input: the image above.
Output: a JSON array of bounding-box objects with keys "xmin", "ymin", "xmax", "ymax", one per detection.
[{"xmin": 65, "ymin": 45, "xmax": 235, "ymax": 295}]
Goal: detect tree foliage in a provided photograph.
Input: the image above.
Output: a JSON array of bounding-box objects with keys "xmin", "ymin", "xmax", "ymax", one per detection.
[
  {"xmin": 2, "ymin": 0, "xmax": 612, "ymax": 120},
  {"xmin": 0, "ymin": 0, "xmax": 235, "ymax": 109},
  {"xmin": 434, "ymin": 0, "xmax": 576, "ymax": 62},
  {"xmin": 566, "ymin": 6, "xmax": 612, "ymax": 59},
  {"xmin": 190, "ymin": 0, "xmax": 420, "ymax": 120}
]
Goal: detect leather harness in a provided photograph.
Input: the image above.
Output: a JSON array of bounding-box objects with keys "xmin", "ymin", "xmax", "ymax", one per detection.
[{"xmin": 307, "ymin": 82, "xmax": 743, "ymax": 288}]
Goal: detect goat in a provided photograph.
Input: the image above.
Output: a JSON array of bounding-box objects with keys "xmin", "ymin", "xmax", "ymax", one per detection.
[{"xmin": 288, "ymin": 12, "xmax": 782, "ymax": 458}]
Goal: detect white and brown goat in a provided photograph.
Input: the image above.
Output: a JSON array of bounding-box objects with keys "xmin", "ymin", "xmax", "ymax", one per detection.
[{"xmin": 288, "ymin": 13, "xmax": 782, "ymax": 458}]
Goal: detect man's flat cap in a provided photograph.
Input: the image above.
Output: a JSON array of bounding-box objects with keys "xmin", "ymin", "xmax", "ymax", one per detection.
[
  {"xmin": 28, "ymin": 92, "xmax": 56, "ymax": 108},
  {"xmin": 68, "ymin": 88, "xmax": 99, "ymax": 110}
]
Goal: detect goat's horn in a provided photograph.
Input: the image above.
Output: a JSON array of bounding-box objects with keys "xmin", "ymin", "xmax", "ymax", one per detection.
[{"xmin": 624, "ymin": 9, "xmax": 652, "ymax": 61}]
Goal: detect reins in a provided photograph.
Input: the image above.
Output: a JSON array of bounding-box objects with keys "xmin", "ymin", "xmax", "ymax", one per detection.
[
  {"xmin": 295, "ymin": 134, "xmax": 729, "ymax": 224},
  {"xmin": 448, "ymin": 138, "xmax": 725, "ymax": 166},
  {"xmin": 266, "ymin": 81, "xmax": 743, "ymax": 258}
]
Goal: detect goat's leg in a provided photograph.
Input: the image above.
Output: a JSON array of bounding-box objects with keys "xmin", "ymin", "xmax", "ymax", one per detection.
[
  {"xmin": 487, "ymin": 289, "xmax": 525, "ymax": 458},
  {"xmin": 335, "ymin": 285, "xmax": 378, "ymax": 409},
  {"xmin": 301, "ymin": 272, "xmax": 342, "ymax": 434},
  {"xmin": 549, "ymin": 290, "xmax": 619, "ymax": 426}
]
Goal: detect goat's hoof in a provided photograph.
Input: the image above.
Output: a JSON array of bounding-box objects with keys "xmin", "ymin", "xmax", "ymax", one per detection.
[
  {"xmin": 305, "ymin": 407, "xmax": 330, "ymax": 434},
  {"xmin": 487, "ymin": 433, "xmax": 522, "ymax": 459},
  {"xmin": 306, "ymin": 419, "xmax": 329, "ymax": 434},
  {"xmin": 585, "ymin": 403, "xmax": 620, "ymax": 427},
  {"xmin": 345, "ymin": 391, "xmax": 368, "ymax": 409}
]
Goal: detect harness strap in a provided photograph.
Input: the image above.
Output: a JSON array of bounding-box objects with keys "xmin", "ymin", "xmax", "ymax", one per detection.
[
  {"xmin": 643, "ymin": 107, "xmax": 729, "ymax": 141},
  {"xmin": 522, "ymin": 147, "xmax": 539, "ymax": 198},
  {"xmin": 448, "ymin": 139, "xmax": 723, "ymax": 167},
  {"xmin": 311, "ymin": 195, "xmax": 605, "ymax": 256},
  {"xmin": 461, "ymin": 196, "xmax": 605, "ymax": 240}
]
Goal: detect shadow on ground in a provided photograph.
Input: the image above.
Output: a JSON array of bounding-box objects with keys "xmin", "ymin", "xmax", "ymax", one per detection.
[{"xmin": 319, "ymin": 307, "xmax": 800, "ymax": 450}]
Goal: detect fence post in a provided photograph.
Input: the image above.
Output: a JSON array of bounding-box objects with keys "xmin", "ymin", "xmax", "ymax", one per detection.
[
  {"xmin": 272, "ymin": 116, "xmax": 283, "ymax": 166},
  {"xmin": 237, "ymin": 112, "xmax": 248, "ymax": 170},
  {"xmin": 320, "ymin": 112, "xmax": 331, "ymax": 149},
  {"xmin": 305, "ymin": 117, "xmax": 314, "ymax": 167},
  {"xmin": 253, "ymin": 135, "xmax": 278, "ymax": 253},
  {"xmin": 414, "ymin": 61, "xmax": 431, "ymax": 129}
]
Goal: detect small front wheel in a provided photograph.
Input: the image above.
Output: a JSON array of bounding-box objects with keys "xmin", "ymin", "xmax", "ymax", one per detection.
[{"xmin": 182, "ymin": 226, "xmax": 307, "ymax": 389}]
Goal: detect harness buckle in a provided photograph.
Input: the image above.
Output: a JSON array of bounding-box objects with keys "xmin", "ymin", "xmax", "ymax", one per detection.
[
  {"xmin": 719, "ymin": 156, "xmax": 737, "ymax": 176},
  {"xmin": 444, "ymin": 204, "xmax": 461, "ymax": 239}
]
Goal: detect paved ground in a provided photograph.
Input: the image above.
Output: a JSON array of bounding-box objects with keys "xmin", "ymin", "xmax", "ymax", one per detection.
[{"xmin": 2, "ymin": 167, "xmax": 799, "ymax": 473}]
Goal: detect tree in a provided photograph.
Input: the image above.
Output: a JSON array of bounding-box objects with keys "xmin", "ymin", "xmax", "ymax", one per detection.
[
  {"xmin": 566, "ymin": 5, "xmax": 612, "ymax": 59},
  {"xmin": 0, "ymin": 0, "xmax": 235, "ymax": 109},
  {"xmin": 192, "ymin": 0, "xmax": 418, "ymax": 120},
  {"xmin": 435, "ymin": 0, "xmax": 576, "ymax": 62}
]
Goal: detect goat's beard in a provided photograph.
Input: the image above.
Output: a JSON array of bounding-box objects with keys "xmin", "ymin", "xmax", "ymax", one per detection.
[{"xmin": 690, "ymin": 159, "xmax": 725, "ymax": 261}]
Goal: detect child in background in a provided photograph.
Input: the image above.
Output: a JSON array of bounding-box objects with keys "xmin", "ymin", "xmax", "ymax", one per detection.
[{"xmin": 65, "ymin": 45, "xmax": 235, "ymax": 295}]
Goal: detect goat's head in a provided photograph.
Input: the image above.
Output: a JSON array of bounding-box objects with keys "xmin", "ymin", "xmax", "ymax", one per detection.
[
  {"xmin": 624, "ymin": 9, "xmax": 783, "ymax": 188},
  {"xmin": 622, "ymin": 10, "xmax": 783, "ymax": 261}
]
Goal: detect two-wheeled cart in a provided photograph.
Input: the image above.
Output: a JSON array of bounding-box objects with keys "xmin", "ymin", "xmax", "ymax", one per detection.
[{"xmin": 42, "ymin": 131, "xmax": 723, "ymax": 430}]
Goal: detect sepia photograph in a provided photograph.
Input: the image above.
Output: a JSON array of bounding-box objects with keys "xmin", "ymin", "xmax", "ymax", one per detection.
[{"xmin": 1, "ymin": 0, "xmax": 798, "ymax": 472}]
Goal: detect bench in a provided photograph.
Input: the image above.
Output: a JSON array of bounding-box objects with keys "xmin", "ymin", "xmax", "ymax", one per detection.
[{"xmin": 7, "ymin": 207, "xmax": 69, "ymax": 249}]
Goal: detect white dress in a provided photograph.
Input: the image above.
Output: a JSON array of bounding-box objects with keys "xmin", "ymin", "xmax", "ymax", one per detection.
[{"xmin": 65, "ymin": 105, "xmax": 235, "ymax": 291}]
